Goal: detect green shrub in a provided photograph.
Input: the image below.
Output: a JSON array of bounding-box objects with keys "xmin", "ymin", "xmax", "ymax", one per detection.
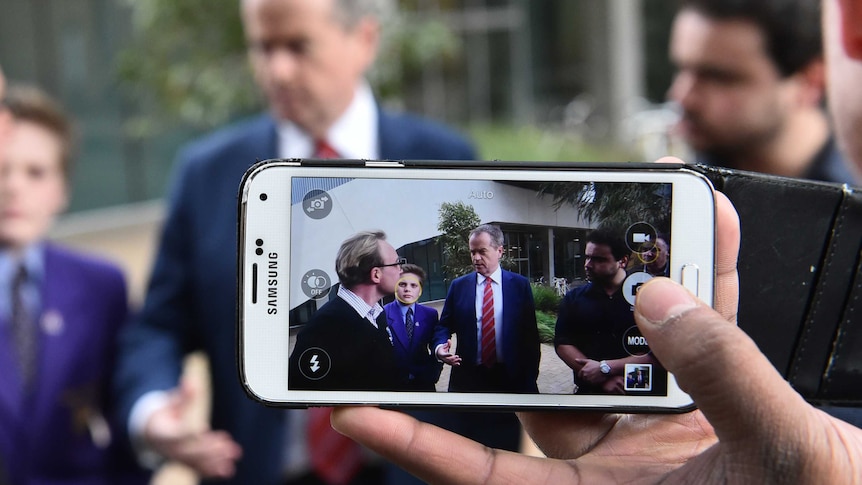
[
  {"xmin": 536, "ymin": 311, "xmax": 557, "ymax": 344},
  {"xmin": 532, "ymin": 283, "xmax": 562, "ymax": 313}
]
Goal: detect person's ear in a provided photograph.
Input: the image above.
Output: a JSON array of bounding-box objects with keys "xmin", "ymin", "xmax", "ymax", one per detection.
[
  {"xmin": 839, "ymin": 0, "xmax": 862, "ymax": 60},
  {"xmin": 793, "ymin": 57, "xmax": 826, "ymax": 106},
  {"xmin": 352, "ymin": 17, "xmax": 381, "ymax": 69}
]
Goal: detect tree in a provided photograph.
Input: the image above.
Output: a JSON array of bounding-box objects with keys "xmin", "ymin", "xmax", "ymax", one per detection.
[
  {"xmin": 537, "ymin": 181, "xmax": 671, "ymax": 234},
  {"xmin": 437, "ymin": 201, "xmax": 480, "ymax": 281}
]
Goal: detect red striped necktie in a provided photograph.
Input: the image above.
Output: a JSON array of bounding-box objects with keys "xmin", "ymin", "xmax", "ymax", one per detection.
[
  {"xmin": 481, "ymin": 277, "xmax": 497, "ymax": 367},
  {"xmin": 314, "ymin": 139, "xmax": 341, "ymax": 159}
]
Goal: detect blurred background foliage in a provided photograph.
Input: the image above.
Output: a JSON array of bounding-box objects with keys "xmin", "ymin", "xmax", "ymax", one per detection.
[
  {"xmin": 468, "ymin": 124, "xmax": 633, "ymax": 162},
  {"xmin": 538, "ymin": 181, "xmax": 671, "ymax": 232}
]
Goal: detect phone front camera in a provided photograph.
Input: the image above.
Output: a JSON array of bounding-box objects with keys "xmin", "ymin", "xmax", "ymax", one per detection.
[
  {"xmin": 255, "ymin": 248, "xmax": 263, "ymax": 256},
  {"xmin": 260, "ymin": 193, "xmax": 268, "ymax": 201}
]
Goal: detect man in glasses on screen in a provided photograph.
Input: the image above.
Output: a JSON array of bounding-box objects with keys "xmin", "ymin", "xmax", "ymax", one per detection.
[{"xmin": 289, "ymin": 230, "xmax": 408, "ymax": 391}]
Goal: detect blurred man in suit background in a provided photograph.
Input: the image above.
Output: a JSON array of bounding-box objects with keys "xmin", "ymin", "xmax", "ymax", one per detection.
[{"xmin": 111, "ymin": 1, "xmax": 515, "ymax": 484}]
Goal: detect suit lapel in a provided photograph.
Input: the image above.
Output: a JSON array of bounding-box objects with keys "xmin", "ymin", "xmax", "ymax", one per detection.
[
  {"xmin": 387, "ymin": 304, "xmax": 409, "ymax": 351},
  {"xmin": 378, "ymin": 108, "xmax": 398, "ymax": 158},
  {"xmin": 461, "ymin": 274, "xmax": 479, "ymax": 358},
  {"xmin": 411, "ymin": 306, "xmax": 428, "ymax": 342},
  {"xmin": 251, "ymin": 116, "xmax": 278, "ymax": 159},
  {"xmin": 499, "ymin": 270, "xmax": 514, "ymax": 359},
  {"xmin": 35, "ymin": 247, "xmax": 74, "ymax": 406}
]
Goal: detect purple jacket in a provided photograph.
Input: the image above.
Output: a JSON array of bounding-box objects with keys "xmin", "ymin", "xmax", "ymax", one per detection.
[{"xmin": 0, "ymin": 244, "xmax": 148, "ymax": 485}]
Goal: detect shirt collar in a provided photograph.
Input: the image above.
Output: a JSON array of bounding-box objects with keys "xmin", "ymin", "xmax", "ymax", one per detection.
[
  {"xmin": 337, "ymin": 284, "xmax": 384, "ymax": 323},
  {"xmin": 477, "ymin": 266, "xmax": 502, "ymax": 287},
  {"xmin": 0, "ymin": 244, "xmax": 45, "ymax": 285},
  {"xmin": 398, "ymin": 301, "xmax": 414, "ymax": 315},
  {"xmin": 277, "ymin": 81, "xmax": 379, "ymax": 160}
]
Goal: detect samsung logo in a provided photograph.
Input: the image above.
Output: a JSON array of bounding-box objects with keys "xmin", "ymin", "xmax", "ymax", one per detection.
[{"xmin": 267, "ymin": 252, "xmax": 278, "ymax": 314}]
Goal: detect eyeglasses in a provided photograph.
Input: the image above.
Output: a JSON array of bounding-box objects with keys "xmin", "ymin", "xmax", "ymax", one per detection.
[{"xmin": 378, "ymin": 257, "xmax": 407, "ymax": 268}]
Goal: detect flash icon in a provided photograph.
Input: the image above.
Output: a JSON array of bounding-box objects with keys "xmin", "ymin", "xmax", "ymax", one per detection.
[{"xmin": 298, "ymin": 347, "xmax": 331, "ymax": 381}]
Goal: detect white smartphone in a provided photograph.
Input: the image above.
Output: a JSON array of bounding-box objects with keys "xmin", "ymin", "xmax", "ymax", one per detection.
[{"xmin": 238, "ymin": 159, "xmax": 715, "ymax": 412}]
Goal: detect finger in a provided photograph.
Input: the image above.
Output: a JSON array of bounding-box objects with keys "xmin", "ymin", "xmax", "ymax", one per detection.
[
  {"xmin": 713, "ymin": 191, "xmax": 740, "ymax": 323},
  {"xmin": 332, "ymin": 407, "xmax": 579, "ymax": 484},
  {"xmin": 181, "ymin": 430, "xmax": 242, "ymax": 478},
  {"xmin": 165, "ymin": 380, "xmax": 198, "ymax": 420},
  {"xmin": 518, "ymin": 412, "xmax": 620, "ymax": 460},
  {"xmin": 633, "ymin": 278, "xmax": 811, "ymax": 448},
  {"xmin": 654, "ymin": 156, "xmax": 685, "ymax": 165},
  {"xmin": 654, "ymin": 157, "xmax": 740, "ymax": 322}
]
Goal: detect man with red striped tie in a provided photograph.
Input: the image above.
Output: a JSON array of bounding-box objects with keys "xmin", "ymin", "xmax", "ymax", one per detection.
[
  {"xmin": 434, "ymin": 224, "xmax": 540, "ymax": 394},
  {"xmin": 113, "ymin": 0, "xmax": 490, "ymax": 484}
]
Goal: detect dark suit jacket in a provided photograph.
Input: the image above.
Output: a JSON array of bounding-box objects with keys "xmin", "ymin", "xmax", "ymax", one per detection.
[
  {"xmin": 289, "ymin": 297, "xmax": 405, "ymax": 391},
  {"xmin": 434, "ymin": 270, "xmax": 540, "ymax": 393},
  {"xmin": 114, "ymin": 109, "xmax": 475, "ymax": 484},
  {"xmin": 383, "ymin": 301, "xmax": 443, "ymax": 388},
  {"xmin": 0, "ymin": 244, "xmax": 148, "ymax": 485}
]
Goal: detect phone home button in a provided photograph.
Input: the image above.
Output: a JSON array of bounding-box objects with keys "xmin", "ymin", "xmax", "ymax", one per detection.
[{"xmin": 681, "ymin": 264, "xmax": 699, "ymax": 296}]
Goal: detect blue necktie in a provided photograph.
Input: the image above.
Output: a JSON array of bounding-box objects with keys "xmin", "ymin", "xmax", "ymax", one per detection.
[
  {"xmin": 12, "ymin": 265, "xmax": 37, "ymax": 388},
  {"xmin": 405, "ymin": 307, "xmax": 414, "ymax": 344}
]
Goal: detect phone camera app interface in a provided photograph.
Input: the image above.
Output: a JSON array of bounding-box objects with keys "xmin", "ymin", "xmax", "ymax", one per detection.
[{"xmin": 286, "ymin": 177, "xmax": 671, "ymax": 397}]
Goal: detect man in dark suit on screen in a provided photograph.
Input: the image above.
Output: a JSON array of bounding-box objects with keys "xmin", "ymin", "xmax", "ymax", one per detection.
[
  {"xmin": 434, "ymin": 224, "xmax": 540, "ymax": 394},
  {"xmin": 289, "ymin": 230, "xmax": 407, "ymax": 391}
]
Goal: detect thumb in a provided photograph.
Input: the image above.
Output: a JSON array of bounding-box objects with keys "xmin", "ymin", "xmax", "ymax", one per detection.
[
  {"xmin": 165, "ymin": 378, "xmax": 199, "ymax": 422},
  {"xmin": 634, "ymin": 277, "xmax": 810, "ymax": 446}
]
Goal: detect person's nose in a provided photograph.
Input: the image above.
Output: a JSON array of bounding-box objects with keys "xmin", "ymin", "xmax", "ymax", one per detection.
[
  {"xmin": 667, "ymin": 71, "xmax": 698, "ymax": 111},
  {"xmin": 0, "ymin": 167, "xmax": 22, "ymax": 201},
  {"xmin": 266, "ymin": 48, "xmax": 297, "ymax": 85}
]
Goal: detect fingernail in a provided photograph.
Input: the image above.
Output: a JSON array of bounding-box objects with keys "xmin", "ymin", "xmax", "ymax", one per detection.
[{"xmin": 634, "ymin": 277, "xmax": 699, "ymax": 325}]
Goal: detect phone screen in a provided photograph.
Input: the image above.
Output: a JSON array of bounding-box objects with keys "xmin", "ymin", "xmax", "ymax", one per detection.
[{"xmin": 239, "ymin": 162, "xmax": 714, "ymax": 410}]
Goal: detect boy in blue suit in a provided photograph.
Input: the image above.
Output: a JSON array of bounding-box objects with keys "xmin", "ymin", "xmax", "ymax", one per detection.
[
  {"xmin": 0, "ymin": 84, "xmax": 148, "ymax": 484},
  {"xmin": 384, "ymin": 264, "xmax": 443, "ymax": 391}
]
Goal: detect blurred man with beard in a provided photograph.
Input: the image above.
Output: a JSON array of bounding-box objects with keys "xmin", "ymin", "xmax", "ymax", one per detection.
[{"xmin": 668, "ymin": 0, "xmax": 859, "ymax": 183}]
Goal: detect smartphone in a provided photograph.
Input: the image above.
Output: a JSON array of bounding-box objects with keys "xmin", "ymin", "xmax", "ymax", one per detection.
[{"xmin": 238, "ymin": 159, "xmax": 715, "ymax": 412}]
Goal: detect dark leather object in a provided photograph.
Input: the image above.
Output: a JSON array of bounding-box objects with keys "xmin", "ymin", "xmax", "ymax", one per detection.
[{"xmin": 697, "ymin": 164, "xmax": 862, "ymax": 405}]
